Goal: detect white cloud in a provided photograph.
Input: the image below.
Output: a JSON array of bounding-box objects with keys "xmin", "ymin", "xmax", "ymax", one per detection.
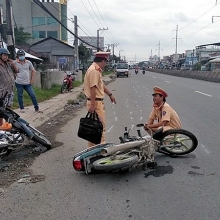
[{"xmin": 67, "ymin": 0, "xmax": 220, "ymax": 61}]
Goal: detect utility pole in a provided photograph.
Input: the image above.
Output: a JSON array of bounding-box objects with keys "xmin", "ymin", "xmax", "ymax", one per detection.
[
  {"xmin": 97, "ymin": 28, "xmax": 108, "ymax": 52},
  {"xmin": 5, "ymin": 0, "xmax": 15, "ymax": 59},
  {"xmin": 74, "ymin": 15, "xmax": 78, "ymax": 71},
  {"xmin": 156, "ymin": 41, "xmax": 163, "ymax": 62},
  {"xmin": 212, "ymin": 15, "xmax": 220, "ymax": 23},
  {"xmin": 172, "ymin": 25, "xmax": 181, "ymax": 67},
  {"xmin": 106, "ymin": 43, "xmax": 118, "ymax": 64},
  {"xmin": 175, "ymin": 25, "xmax": 178, "ymax": 55},
  {"xmin": 119, "ymin": 50, "xmax": 123, "ymax": 61}
]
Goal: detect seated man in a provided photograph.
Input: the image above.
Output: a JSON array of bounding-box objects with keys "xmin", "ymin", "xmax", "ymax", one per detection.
[{"xmin": 144, "ymin": 86, "xmax": 181, "ymax": 135}]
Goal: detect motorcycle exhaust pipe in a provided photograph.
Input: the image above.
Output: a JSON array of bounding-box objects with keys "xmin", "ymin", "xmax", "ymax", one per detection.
[{"xmin": 100, "ymin": 139, "xmax": 146, "ymax": 156}]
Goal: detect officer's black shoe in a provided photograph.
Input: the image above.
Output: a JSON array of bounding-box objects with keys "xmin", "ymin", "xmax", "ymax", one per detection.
[
  {"xmin": 152, "ymin": 128, "xmax": 163, "ymax": 140},
  {"xmin": 147, "ymin": 161, "xmax": 157, "ymax": 169}
]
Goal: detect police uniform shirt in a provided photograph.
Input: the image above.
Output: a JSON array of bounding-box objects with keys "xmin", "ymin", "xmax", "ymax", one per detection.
[
  {"xmin": 149, "ymin": 103, "xmax": 181, "ymax": 129},
  {"xmin": 84, "ymin": 62, "xmax": 104, "ymax": 98}
]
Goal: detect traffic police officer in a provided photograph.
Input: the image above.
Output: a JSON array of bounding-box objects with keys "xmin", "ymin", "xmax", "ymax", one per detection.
[
  {"xmin": 144, "ymin": 86, "xmax": 181, "ymax": 133},
  {"xmin": 84, "ymin": 52, "xmax": 116, "ymax": 147}
]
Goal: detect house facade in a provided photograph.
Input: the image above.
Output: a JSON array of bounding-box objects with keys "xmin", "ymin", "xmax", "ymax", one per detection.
[{"xmin": 30, "ymin": 37, "xmax": 74, "ymax": 70}]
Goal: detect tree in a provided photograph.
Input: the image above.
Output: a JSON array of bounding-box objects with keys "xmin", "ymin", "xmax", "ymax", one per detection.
[
  {"xmin": 78, "ymin": 43, "xmax": 92, "ymax": 72},
  {"xmin": 14, "ymin": 27, "xmax": 32, "ymax": 46}
]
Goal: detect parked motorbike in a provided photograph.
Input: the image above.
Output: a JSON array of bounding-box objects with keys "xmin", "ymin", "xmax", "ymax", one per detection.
[
  {"xmin": 0, "ymin": 92, "xmax": 52, "ymax": 158},
  {"xmin": 135, "ymin": 69, "xmax": 138, "ymax": 74},
  {"xmin": 61, "ymin": 71, "xmax": 76, "ymax": 93},
  {"xmin": 73, "ymin": 124, "xmax": 198, "ymax": 174}
]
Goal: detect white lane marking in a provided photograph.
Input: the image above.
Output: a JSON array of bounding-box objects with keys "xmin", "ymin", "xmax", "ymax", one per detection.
[
  {"xmin": 165, "ymin": 81, "xmax": 170, "ymax": 83},
  {"xmin": 131, "ymin": 124, "xmax": 134, "ymax": 130},
  {"xmin": 114, "ymin": 117, "xmax": 118, "ymax": 122},
  {"xmin": 107, "ymin": 125, "xmax": 114, "ymax": 133},
  {"xmin": 140, "ymin": 117, "xmax": 143, "ymax": 121},
  {"xmin": 195, "ymin": 91, "xmax": 212, "ymax": 97},
  {"xmin": 153, "ymin": 76, "xmax": 156, "ymax": 78},
  {"xmin": 201, "ymin": 144, "xmax": 210, "ymax": 154}
]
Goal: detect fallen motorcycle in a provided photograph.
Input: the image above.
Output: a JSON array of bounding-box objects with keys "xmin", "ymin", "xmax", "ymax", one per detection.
[
  {"xmin": 61, "ymin": 71, "xmax": 76, "ymax": 93},
  {"xmin": 73, "ymin": 124, "xmax": 198, "ymax": 174},
  {"xmin": 0, "ymin": 92, "xmax": 52, "ymax": 158}
]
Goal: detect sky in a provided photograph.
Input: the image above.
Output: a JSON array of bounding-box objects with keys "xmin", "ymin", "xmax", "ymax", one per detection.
[{"xmin": 66, "ymin": 0, "xmax": 220, "ymax": 62}]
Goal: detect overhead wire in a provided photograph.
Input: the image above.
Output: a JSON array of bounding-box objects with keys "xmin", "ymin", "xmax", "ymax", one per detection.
[
  {"xmin": 46, "ymin": 0, "xmax": 97, "ymax": 44},
  {"xmin": 183, "ymin": 17, "xmax": 220, "ymax": 40},
  {"xmin": 92, "ymin": 0, "xmax": 118, "ymax": 43},
  {"xmin": 80, "ymin": 0, "xmax": 116, "ymax": 44},
  {"xmin": 179, "ymin": 4, "xmax": 218, "ymax": 32},
  {"xmin": 32, "ymin": 0, "xmax": 100, "ymax": 49},
  {"xmin": 160, "ymin": 1, "xmax": 220, "ymax": 56}
]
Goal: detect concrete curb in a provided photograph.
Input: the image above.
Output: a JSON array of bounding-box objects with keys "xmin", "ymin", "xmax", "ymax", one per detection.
[
  {"xmin": 148, "ymin": 69, "xmax": 220, "ymax": 83},
  {"xmin": 13, "ymin": 75, "xmax": 114, "ymax": 128}
]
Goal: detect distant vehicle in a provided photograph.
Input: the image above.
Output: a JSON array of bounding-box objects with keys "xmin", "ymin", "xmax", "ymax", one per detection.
[{"xmin": 116, "ymin": 62, "xmax": 129, "ymax": 77}]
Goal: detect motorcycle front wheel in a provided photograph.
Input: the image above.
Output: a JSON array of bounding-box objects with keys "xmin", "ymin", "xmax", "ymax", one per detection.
[
  {"xmin": 158, "ymin": 129, "xmax": 198, "ymax": 155},
  {"xmin": 92, "ymin": 154, "xmax": 138, "ymax": 171},
  {"xmin": 61, "ymin": 83, "xmax": 68, "ymax": 93},
  {"xmin": 27, "ymin": 125, "xmax": 52, "ymax": 150}
]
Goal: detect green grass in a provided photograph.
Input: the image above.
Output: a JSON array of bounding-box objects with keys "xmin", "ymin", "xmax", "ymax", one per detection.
[
  {"xmin": 12, "ymin": 81, "xmax": 83, "ymax": 109},
  {"xmin": 103, "ymin": 70, "xmax": 114, "ymax": 76}
]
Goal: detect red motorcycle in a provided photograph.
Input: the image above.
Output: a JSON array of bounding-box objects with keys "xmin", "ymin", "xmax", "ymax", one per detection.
[{"xmin": 61, "ymin": 71, "xmax": 76, "ymax": 93}]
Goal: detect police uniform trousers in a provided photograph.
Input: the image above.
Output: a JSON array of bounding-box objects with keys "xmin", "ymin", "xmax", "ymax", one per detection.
[{"xmin": 86, "ymin": 100, "xmax": 106, "ymax": 147}]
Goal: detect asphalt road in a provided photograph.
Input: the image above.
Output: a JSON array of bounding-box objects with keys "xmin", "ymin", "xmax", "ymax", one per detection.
[{"xmin": 0, "ymin": 70, "xmax": 220, "ymax": 220}]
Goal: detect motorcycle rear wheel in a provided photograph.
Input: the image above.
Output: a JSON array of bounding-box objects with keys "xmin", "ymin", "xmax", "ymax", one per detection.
[
  {"xmin": 27, "ymin": 125, "xmax": 52, "ymax": 150},
  {"xmin": 158, "ymin": 129, "xmax": 198, "ymax": 155},
  {"xmin": 92, "ymin": 154, "xmax": 138, "ymax": 171},
  {"xmin": 61, "ymin": 83, "xmax": 68, "ymax": 93}
]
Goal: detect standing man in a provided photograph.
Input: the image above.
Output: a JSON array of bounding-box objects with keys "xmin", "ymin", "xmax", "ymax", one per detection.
[
  {"xmin": 144, "ymin": 86, "xmax": 181, "ymax": 134},
  {"xmin": 0, "ymin": 48, "xmax": 18, "ymax": 125},
  {"xmin": 14, "ymin": 49, "xmax": 42, "ymax": 113},
  {"xmin": 83, "ymin": 52, "xmax": 116, "ymax": 147}
]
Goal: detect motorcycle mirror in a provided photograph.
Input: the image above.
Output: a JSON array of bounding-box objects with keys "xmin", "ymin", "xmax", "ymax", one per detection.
[{"xmin": 136, "ymin": 123, "xmax": 144, "ymax": 127}]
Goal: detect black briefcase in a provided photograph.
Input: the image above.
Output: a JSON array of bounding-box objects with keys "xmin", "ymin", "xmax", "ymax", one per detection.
[{"xmin": 77, "ymin": 111, "xmax": 103, "ymax": 144}]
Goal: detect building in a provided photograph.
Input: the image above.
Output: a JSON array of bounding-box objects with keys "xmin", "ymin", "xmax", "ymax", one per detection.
[
  {"xmin": 79, "ymin": 36, "xmax": 105, "ymax": 51},
  {"xmin": 30, "ymin": 37, "xmax": 74, "ymax": 70},
  {"xmin": 0, "ymin": 0, "xmax": 67, "ymax": 44},
  {"xmin": 196, "ymin": 43, "xmax": 220, "ymax": 63}
]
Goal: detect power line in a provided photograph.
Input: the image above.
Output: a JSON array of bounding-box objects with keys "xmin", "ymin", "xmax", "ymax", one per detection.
[
  {"xmin": 32, "ymin": 0, "xmax": 101, "ymax": 50},
  {"xmin": 87, "ymin": 0, "xmax": 105, "ymax": 28},
  {"xmin": 92, "ymin": 0, "xmax": 118, "ymax": 43},
  {"xmin": 44, "ymin": 1, "xmax": 96, "ymax": 44},
  {"xmin": 179, "ymin": 4, "xmax": 218, "ymax": 32},
  {"xmin": 80, "ymin": 0, "xmax": 116, "ymax": 44},
  {"xmin": 183, "ymin": 17, "xmax": 220, "ymax": 40},
  {"xmin": 80, "ymin": 0, "xmax": 99, "ymax": 28}
]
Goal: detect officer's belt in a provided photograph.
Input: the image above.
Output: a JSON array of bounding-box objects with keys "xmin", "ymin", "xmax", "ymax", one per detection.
[{"xmin": 87, "ymin": 98, "xmax": 104, "ymax": 101}]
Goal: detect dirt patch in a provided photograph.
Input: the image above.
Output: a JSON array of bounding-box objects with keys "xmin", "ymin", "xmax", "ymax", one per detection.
[
  {"xmin": 0, "ymin": 101, "xmax": 85, "ymax": 189},
  {"xmin": 0, "ymin": 77, "xmax": 115, "ymax": 189}
]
